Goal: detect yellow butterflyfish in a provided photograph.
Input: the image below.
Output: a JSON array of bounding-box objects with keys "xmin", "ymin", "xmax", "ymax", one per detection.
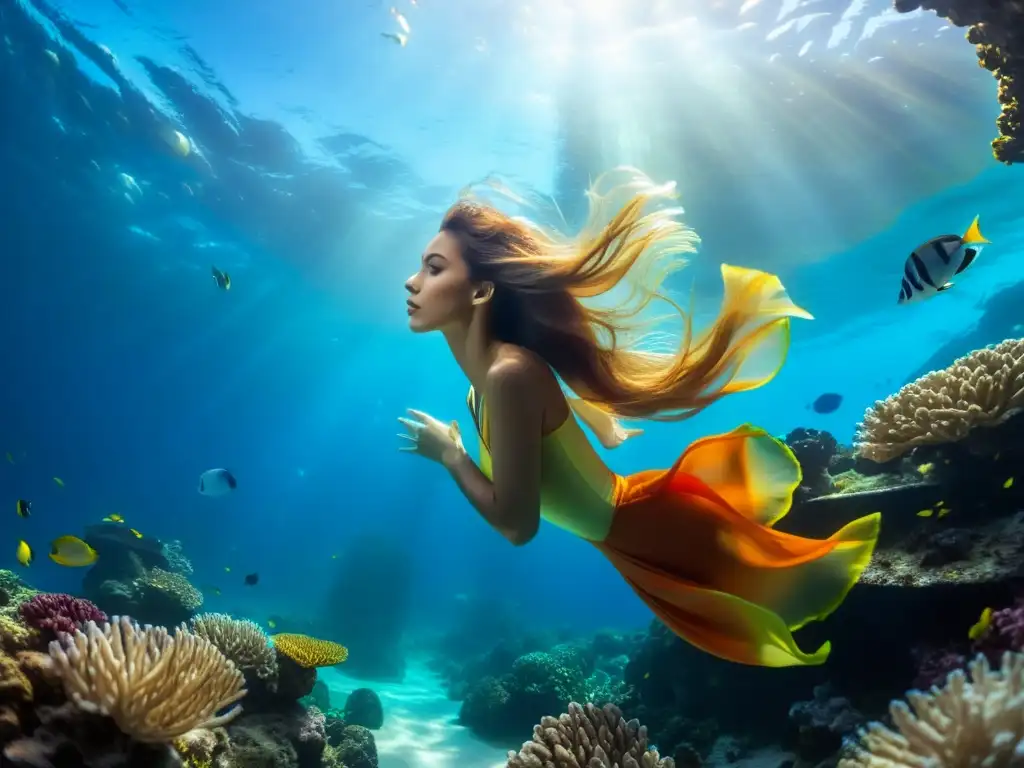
[{"xmin": 968, "ymin": 607, "xmax": 993, "ymax": 641}]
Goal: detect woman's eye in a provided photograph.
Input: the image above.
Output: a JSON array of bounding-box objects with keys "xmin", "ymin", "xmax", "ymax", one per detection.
[{"xmin": 427, "ymin": 265, "xmax": 441, "ymax": 276}]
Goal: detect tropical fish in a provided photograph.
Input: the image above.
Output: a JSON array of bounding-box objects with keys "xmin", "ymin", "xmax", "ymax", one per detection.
[
  {"xmin": 244, "ymin": 572, "xmax": 259, "ymax": 586},
  {"xmin": 102, "ymin": 513, "xmax": 124, "ymax": 523},
  {"xmin": 267, "ymin": 619, "xmax": 277, "ymax": 629},
  {"xmin": 128, "ymin": 528, "xmax": 143, "ymax": 539},
  {"xmin": 224, "ymin": 566, "xmax": 232, "ymax": 573},
  {"xmin": 810, "ymin": 393, "xmax": 843, "ymax": 414},
  {"xmin": 381, "ymin": 32, "xmax": 408, "ymax": 46},
  {"xmin": 1004, "ymin": 477, "xmax": 1015, "ymax": 489},
  {"xmin": 916, "ymin": 509, "xmax": 934, "ymax": 518},
  {"xmin": 202, "ymin": 584, "xmax": 222, "ymax": 597},
  {"xmin": 16, "ymin": 499, "xmax": 31, "ymax": 518},
  {"xmin": 937, "ymin": 508, "xmax": 951, "ymax": 519},
  {"xmin": 917, "ymin": 462, "xmax": 934, "ymax": 476},
  {"xmin": 16, "ymin": 540, "xmax": 32, "ymax": 567},
  {"xmin": 53, "ymin": 477, "xmax": 64, "ymax": 488},
  {"xmin": 49, "ymin": 536, "xmax": 98, "ymax": 567},
  {"xmin": 198, "ymin": 468, "xmax": 237, "ymax": 497},
  {"xmin": 212, "ymin": 266, "xmax": 231, "ymax": 290},
  {"xmin": 968, "ymin": 607, "xmax": 993, "ymax": 641},
  {"xmin": 897, "ymin": 216, "xmax": 990, "ymax": 304}
]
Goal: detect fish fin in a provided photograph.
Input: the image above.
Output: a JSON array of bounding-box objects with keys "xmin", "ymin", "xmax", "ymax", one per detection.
[
  {"xmin": 961, "ymin": 215, "xmax": 991, "ymax": 246},
  {"xmin": 937, "ymin": 282, "xmax": 953, "ymax": 292},
  {"xmin": 954, "ymin": 248, "xmax": 979, "ymax": 275}
]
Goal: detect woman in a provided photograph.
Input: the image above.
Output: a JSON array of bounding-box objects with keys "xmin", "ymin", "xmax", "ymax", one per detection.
[{"xmin": 398, "ymin": 169, "xmax": 879, "ymax": 668}]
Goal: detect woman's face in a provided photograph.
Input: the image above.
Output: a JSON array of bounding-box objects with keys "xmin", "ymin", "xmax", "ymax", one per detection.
[{"xmin": 404, "ymin": 230, "xmax": 476, "ymax": 333}]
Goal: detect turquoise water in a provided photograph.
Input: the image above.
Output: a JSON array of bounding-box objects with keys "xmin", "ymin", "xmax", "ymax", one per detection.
[{"xmin": 2, "ymin": 0, "xmax": 1023, "ymax": 764}]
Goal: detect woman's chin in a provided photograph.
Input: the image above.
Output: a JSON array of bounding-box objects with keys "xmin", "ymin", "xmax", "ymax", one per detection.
[{"xmin": 407, "ymin": 315, "xmax": 431, "ymax": 333}]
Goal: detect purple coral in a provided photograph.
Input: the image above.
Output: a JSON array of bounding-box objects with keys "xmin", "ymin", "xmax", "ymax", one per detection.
[
  {"xmin": 18, "ymin": 593, "xmax": 107, "ymax": 636},
  {"xmin": 989, "ymin": 600, "xmax": 1024, "ymax": 649},
  {"xmin": 911, "ymin": 646, "xmax": 967, "ymax": 690}
]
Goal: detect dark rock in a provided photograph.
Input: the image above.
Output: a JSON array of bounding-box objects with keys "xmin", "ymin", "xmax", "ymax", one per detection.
[{"xmin": 343, "ymin": 689, "xmax": 384, "ymax": 730}]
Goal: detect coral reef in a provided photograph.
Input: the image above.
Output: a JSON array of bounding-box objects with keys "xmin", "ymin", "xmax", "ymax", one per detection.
[
  {"xmin": 892, "ymin": 0, "xmax": 1024, "ymax": 163},
  {"xmin": 324, "ymin": 718, "xmax": 378, "ymax": 768},
  {"xmin": 192, "ymin": 613, "xmax": 278, "ymax": 690},
  {"xmin": 854, "ymin": 338, "xmax": 1024, "ymax": 462},
  {"xmin": 79, "ymin": 526, "xmax": 206, "ymax": 628},
  {"xmin": 18, "ymin": 594, "xmax": 107, "ymax": 638},
  {"xmin": 48, "ymin": 616, "xmax": 246, "ymax": 742},
  {"xmin": 1, "ymin": 572, "xmax": 43, "ymax": 654},
  {"xmin": 784, "ymin": 428, "xmax": 841, "ymax": 502},
  {"xmin": 787, "ymin": 684, "xmax": 864, "ymax": 767},
  {"xmin": 342, "ymin": 688, "xmax": 383, "ymax": 730},
  {"xmin": 840, "ymin": 652, "xmax": 1024, "ymax": 768},
  {"xmin": 220, "ymin": 705, "xmax": 327, "ymax": 768},
  {"xmin": 506, "ymin": 701, "xmax": 674, "ymax": 768},
  {"xmin": 458, "ymin": 643, "xmax": 624, "ymax": 742},
  {"xmin": 270, "ymin": 633, "xmax": 349, "ymax": 702}
]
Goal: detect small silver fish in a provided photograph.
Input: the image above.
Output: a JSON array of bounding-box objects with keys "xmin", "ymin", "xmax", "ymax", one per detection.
[{"xmin": 898, "ymin": 215, "xmax": 990, "ymax": 304}]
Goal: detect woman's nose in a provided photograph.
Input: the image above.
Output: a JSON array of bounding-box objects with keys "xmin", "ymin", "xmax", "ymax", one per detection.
[{"xmin": 404, "ymin": 275, "xmax": 418, "ymax": 294}]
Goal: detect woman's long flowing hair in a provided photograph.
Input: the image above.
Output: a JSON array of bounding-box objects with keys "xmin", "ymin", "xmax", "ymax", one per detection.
[{"xmin": 442, "ymin": 167, "xmax": 810, "ymax": 422}]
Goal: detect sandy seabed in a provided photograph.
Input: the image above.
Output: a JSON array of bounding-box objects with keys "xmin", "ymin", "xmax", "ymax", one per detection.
[{"xmin": 320, "ymin": 660, "xmax": 509, "ymax": 768}]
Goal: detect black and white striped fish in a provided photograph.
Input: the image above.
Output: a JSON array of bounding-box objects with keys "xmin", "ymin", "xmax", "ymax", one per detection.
[{"xmin": 898, "ymin": 215, "xmax": 990, "ymax": 304}]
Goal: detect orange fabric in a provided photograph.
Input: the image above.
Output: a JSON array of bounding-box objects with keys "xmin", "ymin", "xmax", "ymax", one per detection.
[{"xmin": 593, "ymin": 427, "xmax": 880, "ymax": 667}]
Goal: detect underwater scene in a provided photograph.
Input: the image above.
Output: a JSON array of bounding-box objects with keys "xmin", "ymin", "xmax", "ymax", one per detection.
[{"xmin": 3, "ymin": 0, "xmax": 1024, "ymax": 766}]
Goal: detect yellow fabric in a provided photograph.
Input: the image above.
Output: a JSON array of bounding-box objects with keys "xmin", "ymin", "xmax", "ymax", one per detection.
[{"xmin": 468, "ymin": 387, "xmax": 618, "ymax": 541}]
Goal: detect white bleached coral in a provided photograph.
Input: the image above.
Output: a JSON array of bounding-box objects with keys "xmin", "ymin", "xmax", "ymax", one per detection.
[
  {"xmin": 839, "ymin": 652, "xmax": 1024, "ymax": 768},
  {"xmin": 48, "ymin": 616, "xmax": 246, "ymax": 743}
]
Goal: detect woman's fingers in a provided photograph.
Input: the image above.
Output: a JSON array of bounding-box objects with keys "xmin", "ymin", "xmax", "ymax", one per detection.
[{"xmin": 397, "ymin": 417, "xmax": 423, "ymax": 432}]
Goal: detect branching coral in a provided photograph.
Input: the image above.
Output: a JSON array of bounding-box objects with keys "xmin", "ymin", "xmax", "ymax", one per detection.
[
  {"xmin": 143, "ymin": 567, "xmax": 204, "ymax": 611},
  {"xmin": 506, "ymin": 701, "xmax": 674, "ymax": 768},
  {"xmin": 840, "ymin": 652, "xmax": 1024, "ymax": 768},
  {"xmin": 19, "ymin": 593, "xmax": 107, "ymax": 636},
  {"xmin": 48, "ymin": 616, "xmax": 246, "ymax": 742},
  {"xmin": 854, "ymin": 338, "xmax": 1024, "ymax": 462},
  {"xmin": 271, "ymin": 634, "xmax": 349, "ymax": 668},
  {"xmin": 191, "ymin": 613, "xmax": 278, "ymax": 687}
]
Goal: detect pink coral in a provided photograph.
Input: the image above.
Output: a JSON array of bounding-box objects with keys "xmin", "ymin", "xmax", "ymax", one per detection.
[{"xmin": 18, "ymin": 594, "xmax": 107, "ymax": 636}]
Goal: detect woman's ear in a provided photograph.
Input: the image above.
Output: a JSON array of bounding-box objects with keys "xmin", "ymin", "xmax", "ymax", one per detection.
[{"xmin": 471, "ymin": 281, "xmax": 495, "ymax": 305}]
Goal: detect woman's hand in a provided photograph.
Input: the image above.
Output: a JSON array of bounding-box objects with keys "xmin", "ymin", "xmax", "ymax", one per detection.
[{"xmin": 398, "ymin": 409, "xmax": 465, "ymax": 465}]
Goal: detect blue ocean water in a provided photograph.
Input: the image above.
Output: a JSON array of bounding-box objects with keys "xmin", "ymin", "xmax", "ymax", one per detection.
[{"xmin": 2, "ymin": 0, "xmax": 1024, "ymax": 761}]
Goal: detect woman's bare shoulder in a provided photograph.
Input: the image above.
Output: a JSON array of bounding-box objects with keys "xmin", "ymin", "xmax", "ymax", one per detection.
[{"xmin": 487, "ymin": 345, "xmax": 566, "ymax": 418}]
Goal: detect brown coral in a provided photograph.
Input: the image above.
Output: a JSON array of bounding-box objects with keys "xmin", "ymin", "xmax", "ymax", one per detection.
[
  {"xmin": 271, "ymin": 634, "xmax": 348, "ymax": 668},
  {"xmin": 0, "ymin": 651, "xmax": 32, "ymax": 741},
  {"xmin": 854, "ymin": 338, "xmax": 1024, "ymax": 462},
  {"xmin": 506, "ymin": 701, "xmax": 674, "ymax": 768},
  {"xmin": 892, "ymin": 0, "xmax": 1024, "ymax": 164}
]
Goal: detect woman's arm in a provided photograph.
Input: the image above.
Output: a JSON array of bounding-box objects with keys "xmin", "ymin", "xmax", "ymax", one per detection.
[{"xmin": 442, "ymin": 357, "xmax": 543, "ymax": 546}]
